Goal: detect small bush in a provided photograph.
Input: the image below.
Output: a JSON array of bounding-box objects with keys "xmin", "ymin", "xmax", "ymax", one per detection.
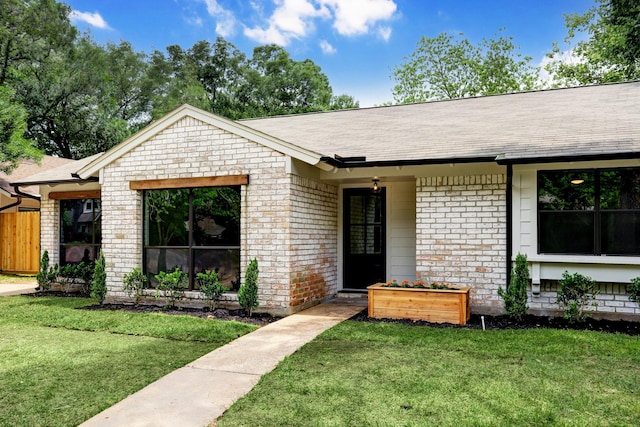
[
  {"xmin": 154, "ymin": 268, "xmax": 187, "ymax": 308},
  {"xmin": 36, "ymin": 249, "xmax": 58, "ymax": 291},
  {"xmin": 497, "ymin": 253, "xmax": 529, "ymax": 320},
  {"xmin": 238, "ymin": 258, "xmax": 259, "ymax": 316},
  {"xmin": 628, "ymin": 277, "xmax": 640, "ymax": 304},
  {"xmin": 123, "ymin": 267, "xmax": 148, "ymax": 305},
  {"xmin": 556, "ymin": 271, "xmax": 599, "ymax": 323},
  {"xmin": 197, "ymin": 269, "xmax": 226, "ymax": 310},
  {"xmin": 90, "ymin": 253, "xmax": 107, "ymax": 304},
  {"xmin": 58, "ymin": 262, "xmax": 94, "ymax": 294}
]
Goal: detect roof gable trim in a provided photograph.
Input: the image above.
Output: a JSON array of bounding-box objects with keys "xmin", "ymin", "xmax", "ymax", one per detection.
[{"xmin": 76, "ymin": 105, "xmax": 324, "ymax": 179}]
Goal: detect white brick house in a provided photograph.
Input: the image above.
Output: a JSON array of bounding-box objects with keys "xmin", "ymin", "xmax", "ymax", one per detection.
[{"xmin": 14, "ymin": 82, "xmax": 640, "ymax": 318}]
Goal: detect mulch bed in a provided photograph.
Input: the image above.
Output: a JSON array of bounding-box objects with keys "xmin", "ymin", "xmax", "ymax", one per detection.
[
  {"xmin": 350, "ymin": 310, "xmax": 640, "ymax": 336},
  {"xmin": 29, "ymin": 291, "xmax": 640, "ymax": 334}
]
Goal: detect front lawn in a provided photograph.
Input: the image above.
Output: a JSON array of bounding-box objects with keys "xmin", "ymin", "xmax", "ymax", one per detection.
[
  {"xmin": 218, "ymin": 320, "xmax": 640, "ymax": 427},
  {"xmin": 0, "ymin": 296, "xmax": 257, "ymax": 427}
]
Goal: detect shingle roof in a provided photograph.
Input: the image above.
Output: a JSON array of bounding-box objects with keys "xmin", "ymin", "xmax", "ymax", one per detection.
[
  {"xmin": 0, "ymin": 156, "xmax": 75, "ymax": 197},
  {"xmin": 12, "ymin": 154, "xmax": 102, "ymax": 187},
  {"xmin": 241, "ymin": 81, "xmax": 640, "ymax": 164}
]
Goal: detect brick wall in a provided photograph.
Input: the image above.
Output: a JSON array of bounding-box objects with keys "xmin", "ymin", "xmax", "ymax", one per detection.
[
  {"xmin": 288, "ymin": 175, "xmax": 338, "ymax": 310},
  {"xmin": 39, "ymin": 197, "xmax": 59, "ymax": 262},
  {"xmin": 98, "ymin": 116, "xmax": 337, "ymax": 315},
  {"xmin": 530, "ymin": 281, "xmax": 640, "ymax": 319},
  {"xmin": 416, "ymin": 175, "xmax": 507, "ymax": 313}
]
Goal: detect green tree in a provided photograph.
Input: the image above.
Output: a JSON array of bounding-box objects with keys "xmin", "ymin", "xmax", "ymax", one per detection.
[
  {"xmin": 0, "ymin": 0, "xmax": 77, "ymax": 86},
  {"xmin": 546, "ymin": 0, "xmax": 640, "ymax": 86},
  {"xmin": 497, "ymin": 253, "xmax": 530, "ymax": 320},
  {"xmin": 392, "ymin": 30, "xmax": 538, "ymax": 103},
  {"xmin": 238, "ymin": 258, "xmax": 259, "ymax": 316},
  {"xmin": 0, "ymin": 87, "xmax": 41, "ymax": 172}
]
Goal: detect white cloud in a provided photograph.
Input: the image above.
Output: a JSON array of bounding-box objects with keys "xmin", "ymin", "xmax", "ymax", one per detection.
[
  {"xmin": 319, "ymin": 39, "xmax": 336, "ymax": 54},
  {"xmin": 538, "ymin": 49, "xmax": 584, "ymax": 86},
  {"xmin": 199, "ymin": 0, "xmax": 237, "ymax": 37},
  {"xmin": 377, "ymin": 25, "xmax": 391, "ymax": 41},
  {"xmin": 244, "ymin": 0, "xmax": 329, "ymax": 46},
  {"xmin": 69, "ymin": 11, "xmax": 111, "ymax": 30},
  {"xmin": 243, "ymin": 0, "xmax": 397, "ymax": 46},
  {"xmin": 319, "ymin": 0, "xmax": 397, "ymax": 37}
]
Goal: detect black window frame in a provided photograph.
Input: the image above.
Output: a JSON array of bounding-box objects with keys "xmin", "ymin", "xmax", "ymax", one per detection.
[
  {"xmin": 143, "ymin": 186, "xmax": 241, "ymax": 291},
  {"xmin": 537, "ymin": 167, "xmax": 640, "ymax": 256},
  {"xmin": 59, "ymin": 198, "xmax": 102, "ymax": 266}
]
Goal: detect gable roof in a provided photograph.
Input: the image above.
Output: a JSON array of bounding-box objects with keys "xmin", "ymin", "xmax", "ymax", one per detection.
[
  {"xmin": 1, "ymin": 156, "xmax": 75, "ymax": 198},
  {"xmin": 241, "ymin": 81, "xmax": 640, "ymax": 166},
  {"xmin": 76, "ymin": 104, "xmax": 329, "ymax": 179},
  {"xmin": 12, "ymin": 154, "xmax": 102, "ymax": 188}
]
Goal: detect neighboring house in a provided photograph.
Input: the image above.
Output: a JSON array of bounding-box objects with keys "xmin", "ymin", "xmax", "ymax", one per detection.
[
  {"xmin": 13, "ymin": 81, "xmax": 640, "ymax": 318},
  {"xmin": 0, "ymin": 156, "xmax": 74, "ymax": 273}
]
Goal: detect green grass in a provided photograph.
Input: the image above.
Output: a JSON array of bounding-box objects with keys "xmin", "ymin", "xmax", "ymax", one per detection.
[
  {"xmin": 0, "ymin": 296, "xmax": 258, "ymax": 427},
  {"xmin": 219, "ymin": 321, "xmax": 640, "ymax": 427}
]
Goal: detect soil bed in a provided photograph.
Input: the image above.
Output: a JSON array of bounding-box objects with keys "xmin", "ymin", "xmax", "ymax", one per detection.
[
  {"xmin": 29, "ymin": 291, "xmax": 280, "ymax": 327},
  {"xmin": 350, "ymin": 310, "xmax": 640, "ymax": 336}
]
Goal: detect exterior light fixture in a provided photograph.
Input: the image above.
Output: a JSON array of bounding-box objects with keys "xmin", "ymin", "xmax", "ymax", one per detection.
[
  {"xmin": 371, "ymin": 177, "xmax": 381, "ymax": 194},
  {"xmin": 570, "ymin": 179, "xmax": 585, "ymax": 185}
]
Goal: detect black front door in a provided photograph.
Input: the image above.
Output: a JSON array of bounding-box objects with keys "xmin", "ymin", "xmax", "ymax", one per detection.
[{"xmin": 343, "ymin": 188, "xmax": 386, "ymax": 289}]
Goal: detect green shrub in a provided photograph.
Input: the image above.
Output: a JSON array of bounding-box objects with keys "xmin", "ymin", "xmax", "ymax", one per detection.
[
  {"xmin": 123, "ymin": 267, "xmax": 148, "ymax": 305},
  {"xmin": 197, "ymin": 269, "xmax": 226, "ymax": 310},
  {"xmin": 36, "ymin": 249, "xmax": 58, "ymax": 291},
  {"xmin": 58, "ymin": 262, "xmax": 94, "ymax": 294},
  {"xmin": 497, "ymin": 253, "xmax": 529, "ymax": 320},
  {"xmin": 628, "ymin": 277, "xmax": 640, "ymax": 303},
  {"xmin": 154, "ymin": 268, "xmax": 187, "ymax": 308},
  {"xmin": 556, "ymin": 271, "xmax": 599, "ymax": 323},
  {"xmin": 90, "ymin": 253, "xmax": 107, "ymax": 304},
  {"xmin": 238, "ymin": 258, "xmax": 259, "ymax": 316}
]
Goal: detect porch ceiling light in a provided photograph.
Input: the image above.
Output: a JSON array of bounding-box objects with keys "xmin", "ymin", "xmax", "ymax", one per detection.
[
  {"xmin": 371, "ymin": 177, "xmax": 381, "ymax": 194},
  {"xmin": 570, "ymin": 179, "xmax": 585, "ymax": 185}
]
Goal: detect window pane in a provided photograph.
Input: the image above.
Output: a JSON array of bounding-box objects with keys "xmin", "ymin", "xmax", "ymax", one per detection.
[
  {"xmin": 61, "ymin": 245, "xmax": 97, "ymax": 264},
  {"xmin": 539, "ymin": 212, "xmax": 595, "ymax": 254},
  {"xmin": 145, "ymin": 189, "xmax": 189, "ymax": 246},
  {"xmin": 350, "ymin": 225, "xmax": 365, "ymax": 254},
  {"xmin": 192, "ymin": 187, "xmax": 240, "ymax": 246},
  {"xmin": 600, "ymin": 169, "xmax": 640, "ymax": 209},
  {"xmin": 601, "ymin": 212, "xmax": 640, "ymax": 255},
  {"xmin": 538, "ymin": 170, "xmax": 595, "ymax": 211},
  {"xmin": 349, "ymin": 195, "xmax": 364, "ymax": 224},
  {"xmin": 145, "ymin": 248, "xmax": 188, "ymax": 285},
  {"xmin": 61, "ymin": 199, "xmax": 90, "ymax": 243},
  {"xmin": 194, "ymin": 249, "xmax": 240, "ymax": 290}
]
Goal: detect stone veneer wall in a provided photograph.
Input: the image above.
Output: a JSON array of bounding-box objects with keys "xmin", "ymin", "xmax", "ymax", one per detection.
[
  {"xmin": 98, "ymin": 116, "xmax": 335, "ymax": 315},
  {"xmin": 287, "ymin": 175, "xmax": 338, "ymax": 310},
  {"xmin": 416, "ymin": 175, "xmax": 507, "ymax": 313}
]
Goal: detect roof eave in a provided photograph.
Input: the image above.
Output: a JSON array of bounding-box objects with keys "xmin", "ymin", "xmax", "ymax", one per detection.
[{"xmin": 496, "ymin": 151, "xmax": 640, "ymax": 165}]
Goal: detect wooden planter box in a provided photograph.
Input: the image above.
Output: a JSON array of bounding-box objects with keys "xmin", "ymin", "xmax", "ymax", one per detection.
[{"xmin": 367, "ymin": 283, "xmax": 471, "ymax": 325}]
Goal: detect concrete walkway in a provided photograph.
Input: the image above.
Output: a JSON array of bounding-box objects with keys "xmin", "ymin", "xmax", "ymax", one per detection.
[
  {"xmin": 80, "ymin": 298, "xmax": 367, "ymax": 427},
  {"xmin": 0, "ymin": 282, "xmax": 37, "ymax": 296}
]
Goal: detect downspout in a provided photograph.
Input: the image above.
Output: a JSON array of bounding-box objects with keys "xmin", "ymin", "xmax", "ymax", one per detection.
[
  {"xmin": 505, "ymin": 164, "xmax": 513, "ymax": 288},
  {"xmin": 12, "ymin": 184, "xmax": 41, "ymax": 202},
  {"xmin": 0, "ymin": 195, "xmax": 23, "ymax": 212}
]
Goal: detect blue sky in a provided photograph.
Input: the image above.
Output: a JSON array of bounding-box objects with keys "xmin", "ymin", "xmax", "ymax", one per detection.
[{"xmin": 65, "ymin": 0, "xmax": 595, "ymax": 107}]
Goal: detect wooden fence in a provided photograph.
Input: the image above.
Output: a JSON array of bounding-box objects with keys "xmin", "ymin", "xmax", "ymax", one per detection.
[{"xmin": 0, "ymin": 211, "xmax": 40, "ymax": 274}]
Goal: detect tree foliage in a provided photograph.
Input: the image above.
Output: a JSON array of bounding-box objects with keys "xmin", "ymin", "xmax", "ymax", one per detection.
[
  {"xmin": 392, "ymin": 29, "xmax": 538, "ymax": 103},
  {"xmin": 545, "ymin": 0, "xmax": 640, "ymax": 86},
  {"xmin": 2, "ymin": 1, "xmax": 356, "ymax": 159}
]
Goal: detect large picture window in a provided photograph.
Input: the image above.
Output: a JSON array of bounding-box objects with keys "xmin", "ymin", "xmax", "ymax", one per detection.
[
  {"xmin": 60, "ymin": 199, "xmax": 102, "ymax": 265},
  {"xmin": 538, "ymin": 168, "xmax": 640, "ymax": 255},
  {"xmin": 144, "ymin": 187, "xmax": 241, "ymax": 290}
]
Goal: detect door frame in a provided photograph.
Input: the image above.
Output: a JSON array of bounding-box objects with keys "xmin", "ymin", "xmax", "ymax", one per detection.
[{"xmin": 339, "ymin": 184, "xmax": 388, "ymax": 291}]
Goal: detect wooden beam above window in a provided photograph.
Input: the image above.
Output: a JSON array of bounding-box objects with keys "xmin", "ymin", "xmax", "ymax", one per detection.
[
  {"xmin": 129, "ymin": 175, "xmax": 249, "ymax": 191},
  {"xmin": 49, "ymin": 190, "xmax": 101, "ymax": 200}
]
